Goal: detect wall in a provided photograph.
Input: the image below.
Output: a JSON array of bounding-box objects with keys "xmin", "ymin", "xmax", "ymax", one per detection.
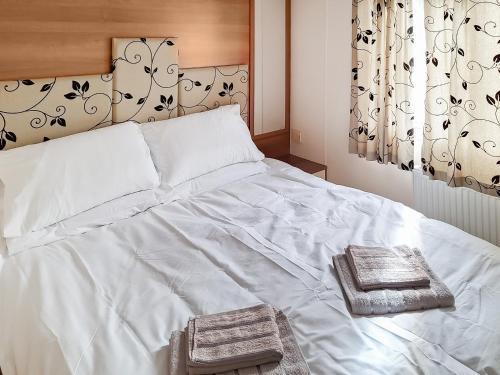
[
  {"xmin": 253, "ymin": 0, "xmax": 287, "ymax": 135},
  {"xmin": 0, "ymin": 0, "xmax": 250, "ymax": 81},
  {"xmin": 290, "ymin": 0, "xmax": 414, "ymax": 207}
]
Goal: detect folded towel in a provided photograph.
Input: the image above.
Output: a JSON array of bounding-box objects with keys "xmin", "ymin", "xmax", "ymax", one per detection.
[
  {"xmin": 186, "ymin": 304, "xmax": 284, "ymax": 374},
  {"xmin": 168, "ymin": 331, "xmax": 187, "ymax": 375},
  {"xmin": 167, "ymin": 307, "xmax": 310, "ymax": 375},
  {"xmin": 273, "ymin": 309, "xmax": 310, "ymax": 375},
  {"xmin": 345, "ymin": 245, "xmax": 430, "ymax": 290},
  {"xmin": 333, "ymin": 249, "xmax": 455, "ymax": 315}
]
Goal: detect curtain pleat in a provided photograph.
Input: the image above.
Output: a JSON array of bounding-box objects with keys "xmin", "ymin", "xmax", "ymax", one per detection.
[{"xmin": 350, "ymin": 0, "xmax": 416, "ymax": 171}]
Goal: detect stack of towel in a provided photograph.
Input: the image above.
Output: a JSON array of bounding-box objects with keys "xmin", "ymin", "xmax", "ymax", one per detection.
[
  {"xmin": 333, "ymin": 245, "xmax": 455, "ymax": 315},
  {"xmin": 167, "ymin": 304, "xmax": 310, "ymax": 375}
]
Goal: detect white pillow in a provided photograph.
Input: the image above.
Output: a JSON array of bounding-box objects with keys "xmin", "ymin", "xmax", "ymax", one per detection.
[
  {"xmin": 142, "ymin": 105, "xmax": 264, "ymax": 187},
  {"xmin": 0, "ymin": 122, "xmax": 160, "ymax": 238}
]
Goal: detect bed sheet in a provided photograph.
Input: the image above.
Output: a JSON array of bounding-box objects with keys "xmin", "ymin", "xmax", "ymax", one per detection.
[
  {"xmin": 0, "ymin": 159, "xmax": 498, "ymax": 375},
  {"xmin": 2, "ymin": 161, "xmax": 268, "ymax": 255}
]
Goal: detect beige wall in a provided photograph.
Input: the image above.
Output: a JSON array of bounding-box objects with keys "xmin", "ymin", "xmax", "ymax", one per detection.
[{"xmin": 290, "ymin": 0, "xmax": 414, "ymax": 207}]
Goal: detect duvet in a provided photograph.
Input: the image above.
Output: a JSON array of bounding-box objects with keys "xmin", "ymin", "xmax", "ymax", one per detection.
[{"xmin": 0, "ymin": 159, "xmax": 499, "ymax": 375}]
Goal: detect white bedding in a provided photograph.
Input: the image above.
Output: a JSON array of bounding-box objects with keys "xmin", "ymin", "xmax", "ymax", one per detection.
[{"xmin": 0, "ymin": 159, "xmax": 499, "ymax": 375}]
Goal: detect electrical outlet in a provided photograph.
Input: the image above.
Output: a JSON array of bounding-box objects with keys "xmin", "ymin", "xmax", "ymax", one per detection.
[{"xmin": 291, "ymin": 129, "xmax": 302, "ymax": 143}]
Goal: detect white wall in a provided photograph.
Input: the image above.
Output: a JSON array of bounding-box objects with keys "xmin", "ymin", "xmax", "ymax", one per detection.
[
  {"xmin": 253, "ymin": 0, "xmax": 287, "ymax": 135},
  {"xmin": 290, "ymin": 0, "xmax": 414, "ymax": 207}
]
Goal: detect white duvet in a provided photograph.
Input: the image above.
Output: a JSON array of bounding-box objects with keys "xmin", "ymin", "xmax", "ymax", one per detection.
[{"xmin": 0, "ymin": 160, "xmax": 499, "ymax": 375}]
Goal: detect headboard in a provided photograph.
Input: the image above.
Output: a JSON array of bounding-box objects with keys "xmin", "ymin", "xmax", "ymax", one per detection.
[
  {"xmin": 178, "ymin": 65, "xmax": 249, "ymax": 124},
  {"xmin": 0, "ymin": 38, "xmax": 249, "ymax": 151},
  {"xmin": 112, "ymin": 38, "xmax": 179, "ymax": 123},
  {"xmin": 0, "ymin": 74, "xmax": 112, "ymax": 150}
]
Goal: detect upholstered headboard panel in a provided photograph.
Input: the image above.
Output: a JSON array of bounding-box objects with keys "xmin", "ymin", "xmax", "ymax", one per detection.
[
  {"xmin": 178, "ymin": 65, "xmax": 249, "ymax": 124},
  {"xmin": 0, "ymin": 74, "xmax": 112, "ymax": 150},
  {"xmin": 111, "ymin": 38, "xmax": 248, "ymax": 125},
  {"xmin": 112, "ymin": 38, "xmax": 179, "ymax": 123}
]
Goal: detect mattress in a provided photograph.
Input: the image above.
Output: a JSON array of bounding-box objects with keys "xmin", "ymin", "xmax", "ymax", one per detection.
[{"xmin": 0, "ymin": 159, "xmax": 499, "ymax": 375}]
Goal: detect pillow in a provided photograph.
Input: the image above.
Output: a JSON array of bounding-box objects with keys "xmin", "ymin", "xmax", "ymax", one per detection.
[
  {"xmin": 142, "ymin": 105, "xmax": 264, "ymax": 186},
  {"xmin": 0, "ymin": 122, "xmax": 160, "ymax": 238}
]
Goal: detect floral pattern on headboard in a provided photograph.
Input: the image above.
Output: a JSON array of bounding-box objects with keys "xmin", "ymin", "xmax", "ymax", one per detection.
[
  {"xmin": 0, "ymin": 74, "xmax": 112, "ymax": 150},
  {"xmin": 112, "ymin": 37, "xmax": 179, "ymax": 124},
  {"xmin": 178, "ymin": 65, "xmax": 249, "ymax": 124}
]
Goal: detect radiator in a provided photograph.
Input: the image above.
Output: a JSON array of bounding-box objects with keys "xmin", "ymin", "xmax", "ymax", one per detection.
[{"xmin": 413, "ymin": 171, "xmax": 500, "ymax": 247}]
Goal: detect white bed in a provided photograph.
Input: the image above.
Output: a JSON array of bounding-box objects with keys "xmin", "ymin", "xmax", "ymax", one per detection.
[{"xmin": 0, "ymin": 158, "xmax": 499, "ymax": 375}]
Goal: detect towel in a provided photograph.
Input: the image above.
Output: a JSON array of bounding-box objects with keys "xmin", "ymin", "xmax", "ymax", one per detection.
[
  {"xmin": 345, "ymin": 245, "xmax": 430, "ymax": 290},
  {"xmin": 333, "ymin": 249, "xmax": 455, "ymax": 315},
  {"xmin": 167, "ymin": 307, "xmax": 310, "ymax": 375},
  {"xmin": 168, "ymin": 330, "xmax": 187, "ymax": 375},
  {"xmin": 186, "ymin": 304, "xmax": 284, "ymax": 374}
]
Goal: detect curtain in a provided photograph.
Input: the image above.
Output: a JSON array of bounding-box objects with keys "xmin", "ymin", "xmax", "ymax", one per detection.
[
  {"xmin": 350, "ymin": 0, "xmax": 415, "ymax": 171},
  {"xmin": 423, "ymin": 0, "xmax": 500, "ymax": 196}
]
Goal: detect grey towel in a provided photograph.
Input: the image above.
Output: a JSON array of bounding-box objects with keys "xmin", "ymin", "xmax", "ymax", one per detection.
[
  {"xmin": 345, "ymin": 245, "xmax": 430, "ymax": 290},
  {"xmin": 169, "ymin": 330, "xmax": 187, "ymax": 375},
  {"xmin": 187, "ymin": 304, "xmax": 284, "ymax": 375},
  {"xmin": 333, "ymin": 249, "xmax": 455, "ymax": 315},
  {"xmin": 168, "ymin": 307, "xmax": 310, "ymax": 375}
]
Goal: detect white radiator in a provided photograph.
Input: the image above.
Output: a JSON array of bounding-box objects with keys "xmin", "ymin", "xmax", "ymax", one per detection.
[{"xmin": 413, "ymin": 171, "xmax": 500, "ymax": 247}]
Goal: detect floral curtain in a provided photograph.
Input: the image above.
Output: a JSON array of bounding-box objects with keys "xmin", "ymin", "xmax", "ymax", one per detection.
[
  {"xmin": 350, "ymin": 0, "xmax": 416, "ymax": 171},
  {"xmin": 423, "ymin": 0, "xmax": 500, "ymax": 196}
]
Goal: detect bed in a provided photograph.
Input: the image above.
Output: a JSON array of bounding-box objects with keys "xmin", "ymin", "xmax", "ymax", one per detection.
[
  {"xmin": 1, "ymin": 37, "xmax": 499, "ymax": 375},
  {"xmin": 0, "ymin": 155, "xmax": 499, "ymax": 374}
]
